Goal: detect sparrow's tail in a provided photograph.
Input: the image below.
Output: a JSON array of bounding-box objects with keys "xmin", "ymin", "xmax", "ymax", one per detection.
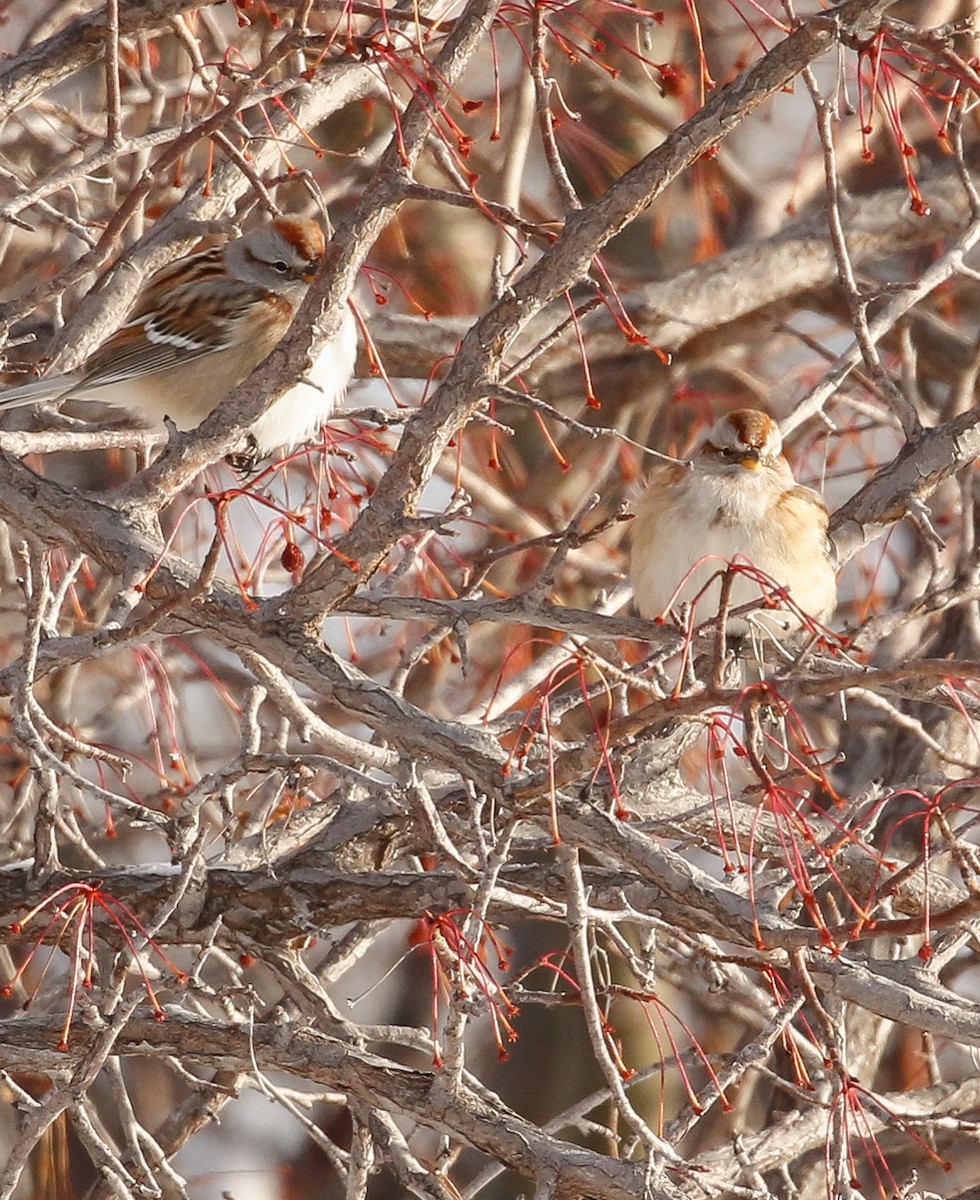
[{"xmin": 0, "ymin": 376, "xmax": 74, "ymax": 410}]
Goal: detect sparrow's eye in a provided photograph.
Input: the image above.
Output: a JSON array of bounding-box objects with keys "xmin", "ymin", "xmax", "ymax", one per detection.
[{"xmin": 272, "ymin": 260, "xmax": 290, "ymax": 274}]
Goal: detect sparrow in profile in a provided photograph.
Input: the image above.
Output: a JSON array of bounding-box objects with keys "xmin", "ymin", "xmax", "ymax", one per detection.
[
  {"xmin": 630, "ymin": 408, "xmax": 837, "ymax": 635},
  {"xmin": 0, "ymin": 216, "xmax": 357, "ymax": 457}
]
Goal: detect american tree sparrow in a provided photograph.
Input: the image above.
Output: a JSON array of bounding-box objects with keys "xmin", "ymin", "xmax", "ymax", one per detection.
[
  {"xmin": 0, "ymin": 216, "xmax": 357, "ymax": 457},
  {"xmin": 631, "ymin": 408, "xmax": 837, "ymax": 635}
]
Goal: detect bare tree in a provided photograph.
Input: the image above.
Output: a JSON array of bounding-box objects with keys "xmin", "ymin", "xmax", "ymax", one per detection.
[{"xmin": 1, "ymin": 1, "xmax": 980, "ymax": 1198}]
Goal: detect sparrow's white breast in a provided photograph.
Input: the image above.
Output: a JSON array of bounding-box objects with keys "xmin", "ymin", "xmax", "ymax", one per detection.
[{"xmin": 631, "ymin": 464, "xmax": 835, "ymax": 633}]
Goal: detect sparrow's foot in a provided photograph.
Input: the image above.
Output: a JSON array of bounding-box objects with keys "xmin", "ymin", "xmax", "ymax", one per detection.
[{"xmin": 225, "ymin": 433, "xmax": 261, "ymax": 474}]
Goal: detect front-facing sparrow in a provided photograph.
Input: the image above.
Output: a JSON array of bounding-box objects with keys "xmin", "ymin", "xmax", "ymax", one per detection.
[
  {"xmin": 630, "ymin": 408, "xmax": 837, "ymax": 635},
  {"xmin": 0, "ymin": 216, "xmax": 357, "ymax": 457}
]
